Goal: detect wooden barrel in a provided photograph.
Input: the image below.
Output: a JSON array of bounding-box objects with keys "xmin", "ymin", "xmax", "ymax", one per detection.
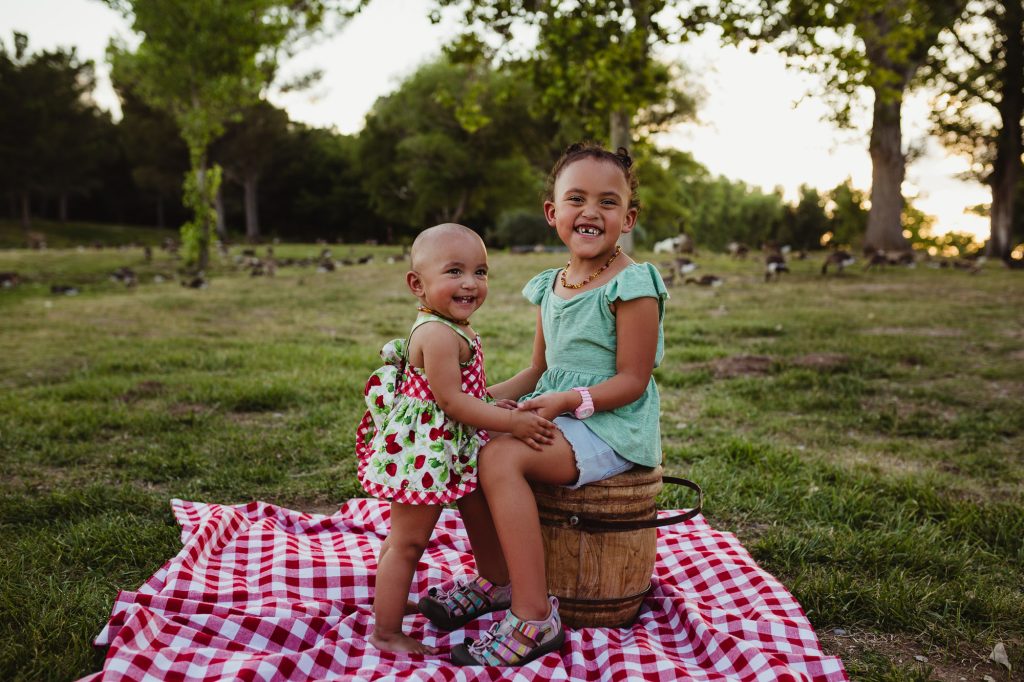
[{"xmin": 532, "ymin": 465, "xmax": 664, "ymax": 628}]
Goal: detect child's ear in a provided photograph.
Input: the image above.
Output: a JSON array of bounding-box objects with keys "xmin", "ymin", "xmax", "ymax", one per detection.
[
  {"xmin": 406, "ymin": 270, "xmax": 424, "ymax": 297},
  {"xmin": 543, "ymin": 201, "xmax": 557, "ymax": 227},
  {"xmin": 620, "ymin": 208, "xmax": 639, "ymax": 234}
]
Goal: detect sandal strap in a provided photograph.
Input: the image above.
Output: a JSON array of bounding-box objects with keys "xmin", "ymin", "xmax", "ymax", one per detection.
[
  {"xmin": 470, "ymin": 611, "xmax": 546, "ymax": 665},
  {"xmin": 438, "ymin": 576, "xmax": 497, "ymax": 618}
]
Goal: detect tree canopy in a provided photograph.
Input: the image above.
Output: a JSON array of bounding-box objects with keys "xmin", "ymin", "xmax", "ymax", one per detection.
[
  {"xmin": 698, "ymin": 0, "xmax": 969, "ymax": 252},
  {"xmin": 104, "ymin": 0, "xmax": 362, "ymax": 269},
  {"xmin": 926, "ymin": 0, "xmax": 1024, "ymax": 260},
  {"xmin": 356, "ymin": 58, "xmax": 545, "ymax": 236},
  {"xmin": 0, "ymin": 32, "xmax": 113, "ymax": 229}
]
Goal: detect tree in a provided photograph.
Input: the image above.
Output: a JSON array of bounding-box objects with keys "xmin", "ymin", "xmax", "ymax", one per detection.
[
  {"xmin": 104, "ymin": 0, "xmax": 361, "ymax": 270},
  {"xmin": 702, "ymin": 0, "xmax": 968, "ymax": 252},
  {"xmin": 926, "ymin": 0, "xmax": 1023, "ymax": 261},
  {"xmin": 213, "ymin": 102, "xmax": 290, "ymax": 242},
  {"xmin": 356, "ymin": 58, "xmax": 544, "ymax": 237},
  {"xmin": 636, "ymin": 147, "xmax": 709, "ymax": 242},
  {"xmin": 436, "ymin": 0, "xmax": 699, "ymax": 251},
  {"xmin": 827, "ymin": 178, "xmax": 870, "ymax": 247},
  {"xmin": 0, "ymin": 32, "xmax": 110, "ymax": 229},
  {"xmin": 780, "ymin": 185, "xmax": 831, "ymax": 250},
  {"xmin": 112, "ymin": 73, "xmax": 189, "ymax": 228}
]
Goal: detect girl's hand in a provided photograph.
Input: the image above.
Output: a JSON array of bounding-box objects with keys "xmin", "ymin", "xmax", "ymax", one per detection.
[
  {"xmin": 507, "ymin": 410, "xmax": 556, "ymax": 450},
  {"xmin": 516, "ymin": 392, "xmax": 577, "ymax": 422},
  {"xmin": 493, "ymin": 399, "xmax": 519, "ymax": 411}
]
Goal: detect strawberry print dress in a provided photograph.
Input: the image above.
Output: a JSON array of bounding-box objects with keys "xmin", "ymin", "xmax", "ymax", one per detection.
[{"xmin": 355, "ymin": 314, "xmax": 491, "ymax": 505}]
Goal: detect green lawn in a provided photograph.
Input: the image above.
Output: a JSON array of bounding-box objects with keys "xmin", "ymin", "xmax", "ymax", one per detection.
[{"xmin": 0, "ymin": 240, "xmax": 1021, "ymax": 681}]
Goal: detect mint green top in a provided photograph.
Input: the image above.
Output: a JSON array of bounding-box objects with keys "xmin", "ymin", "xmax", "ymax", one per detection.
[{"xmin": 520, "ymin": 262, "xmax": 669, "ymax": 468}]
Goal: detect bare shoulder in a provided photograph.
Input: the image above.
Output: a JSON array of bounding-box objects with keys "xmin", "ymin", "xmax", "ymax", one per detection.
[{"xmin": 409, "ymin": 320, "xmax": 470, "ymax": 363}]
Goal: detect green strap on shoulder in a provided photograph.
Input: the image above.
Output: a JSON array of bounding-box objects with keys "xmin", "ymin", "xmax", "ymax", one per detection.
[{"xmin": 411, "ymin": 313, "xmax": 474, "ymax": 346}]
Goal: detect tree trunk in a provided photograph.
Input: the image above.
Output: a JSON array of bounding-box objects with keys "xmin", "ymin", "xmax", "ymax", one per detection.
[
  {"xmin": 610, "ymin": 108, "xmax": 635, "ymax": 254},
  {"xmin": 864, "ymin": 89, "xmax": 909, "ymax": 252},
  {"xmin": 244, "ymin": 174, "xmax": 260, "ymax": 243},
  {"xmin": 989, "ymin": 0, "xmax": 1024, "ymax": 261},
  {"xmin": 215, "ymin": 184, "xmax": 227, "ymax": 243},
  {"xmin": 445, "ymin": 189, "xmax": 469, "ymax": 224},
  {"xmin": 197, "ymin": 159, "xmax": 210, "ymax": 272},
  {"xmin": 59, "ymin": 193, "xmax": 69, "ymax": 223},
  {"xmin": 20, "ymin": 192, "xmax": 31, "ymax": 231}
]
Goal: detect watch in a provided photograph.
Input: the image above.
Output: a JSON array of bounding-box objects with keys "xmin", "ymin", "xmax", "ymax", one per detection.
[{"xmin": 572, "ymin": 387, "xmax": 594, "ymax": 419}]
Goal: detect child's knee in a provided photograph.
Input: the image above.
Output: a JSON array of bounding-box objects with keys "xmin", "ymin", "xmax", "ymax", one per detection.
[
  {"xmin": 479, "ymin": 445, "xmax": 519, "ymax": 484},
  {"xmin": 387, "ymin": 536, "xmax": 429, "ymax": 563}
]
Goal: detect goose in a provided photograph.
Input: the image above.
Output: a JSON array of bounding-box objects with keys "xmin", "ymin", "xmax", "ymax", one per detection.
[
  {"xmin": 675, "ymin": 257, "xmax": 698, "ymax": 275},
  {"xmin": 685, "ymin": 274, "xmax": 723, "ymax": 287},
  {"xmin": 181, "ymin": 274, "xmax": 207, "ymax": 289},
  {"xmin": 821, "ymin": 250, "xmax": 855, "ymax": 275},
  {"xmin": 764, "ymin": 253, "xmax": 789, "ymax": 282},
  {"xmin": 727, "ymin": 241, "xmax": 749, "ymax": 259}
]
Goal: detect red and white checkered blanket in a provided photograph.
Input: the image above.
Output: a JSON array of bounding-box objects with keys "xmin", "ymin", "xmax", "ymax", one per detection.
[{"xmin": 85, "ymin": 499, "xmax": 848, "ymax": 681}]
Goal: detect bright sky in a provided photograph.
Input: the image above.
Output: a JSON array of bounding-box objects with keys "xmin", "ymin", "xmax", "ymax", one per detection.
[{"xmin": 3, "ymin": 0, "xmax": 991, "ymax": 239}]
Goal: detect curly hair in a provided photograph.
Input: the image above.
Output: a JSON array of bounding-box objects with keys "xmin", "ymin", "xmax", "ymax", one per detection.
[{"xmin": 543, "ymin": 141, "xmax": 640, "ymax": 211}]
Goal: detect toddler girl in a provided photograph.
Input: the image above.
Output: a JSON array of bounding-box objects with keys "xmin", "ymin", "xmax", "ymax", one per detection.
[
  {"xmin": 355, "ymin": 222, "xmax": 556, "ymax": 654},
  {"xmin": 443, "ymin": 143, "xmax": 668, "ymax": 666}
]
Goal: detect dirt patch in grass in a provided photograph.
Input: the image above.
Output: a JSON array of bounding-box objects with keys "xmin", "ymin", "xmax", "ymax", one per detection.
[
  {"xmin": 710, "ymin": 354, "xmax": 775, "ymax": 378},
  {"xmin": 818, "ymin": 629, "xmax": 1008, "ymax": 682},
  {"xmin": 167, "ymin": 402, "xmax": 210, "ymax": 418},
  {"xmin": 117, "ymin": 380, "xmax": 166, "ymax": 403}
]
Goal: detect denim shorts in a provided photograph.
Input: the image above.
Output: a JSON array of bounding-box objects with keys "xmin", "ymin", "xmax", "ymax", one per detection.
[{"xmin": 553, "ymin": 416, "xmax": 634, "ymax": 489}]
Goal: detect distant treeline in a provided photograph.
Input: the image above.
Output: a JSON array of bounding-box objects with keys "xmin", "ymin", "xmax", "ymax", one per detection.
[{"xmin": 0, "ymin": 33, "xmax": 982, "ymax": 254}]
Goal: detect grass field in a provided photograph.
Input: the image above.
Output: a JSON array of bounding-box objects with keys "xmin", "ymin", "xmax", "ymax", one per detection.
[{"xmin": 0, "ymin": 232, "xmax": 1022, "ymax": 681}]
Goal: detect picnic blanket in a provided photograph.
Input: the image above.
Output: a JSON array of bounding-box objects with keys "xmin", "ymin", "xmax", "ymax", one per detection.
[{"xmin": 85, "ymin": 498, "xmax": 848, "ymax": 681}]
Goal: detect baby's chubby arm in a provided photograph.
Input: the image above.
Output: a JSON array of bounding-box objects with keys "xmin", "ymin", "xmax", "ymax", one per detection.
[
  {"xmin": 416, "ymin": 323, "xmax": 556, "ymax": 450},
  {"xmin": 517, "ymin": 297, "xmax": 659, "ymax": 420}
]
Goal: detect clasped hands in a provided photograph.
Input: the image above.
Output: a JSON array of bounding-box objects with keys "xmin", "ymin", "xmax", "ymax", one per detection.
[{"xmin": 495, "ymin": 391, "xmax": 579, "ymax": 451}]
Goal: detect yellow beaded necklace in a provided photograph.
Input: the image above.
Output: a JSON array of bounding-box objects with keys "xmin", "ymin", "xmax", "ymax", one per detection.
[
  {"xmin": 417, "ymin": 305, "xmax": 471, "ymax": 326},
  {"xmin": 560, "ymin": 245, "xmax": 621, "ymax": 289}
]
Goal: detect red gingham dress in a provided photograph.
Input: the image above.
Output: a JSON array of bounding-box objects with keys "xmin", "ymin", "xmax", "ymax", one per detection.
[{"xmin": 355, "ymin": 315, "xmax": 491, "ymax": 505}]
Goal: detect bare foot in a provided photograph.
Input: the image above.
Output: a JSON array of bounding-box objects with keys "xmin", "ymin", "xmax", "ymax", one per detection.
[
  {"xmin": 369, "ymin": 630, "xmax": 439, "ymax": 655},
  {"xmin": 405, "ymin": 599, "xmax": 418, "ymax": 616}
]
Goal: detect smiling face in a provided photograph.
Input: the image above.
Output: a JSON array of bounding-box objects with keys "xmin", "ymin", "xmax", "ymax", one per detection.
[
  {"xmin": 407, "ymin": 225, "xmax": 489, "ymax": 323},
  {"xmin": 544, "ymin": 157, "xmax": 638, "ymax": 263}
]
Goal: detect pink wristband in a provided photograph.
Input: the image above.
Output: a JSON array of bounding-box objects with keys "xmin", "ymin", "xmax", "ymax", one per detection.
[{"xmin": 572, "ymin": 387, "xmax": 594, "ymax": 419}]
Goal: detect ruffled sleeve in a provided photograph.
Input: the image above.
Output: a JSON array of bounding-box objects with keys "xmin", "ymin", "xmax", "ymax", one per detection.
[
  {"xmin": 522, "ymin": 268, "xmax": 558, "ymax": 305},
  {"xmin": 604, "ymin": 263, "xmax": 669, "ymax": 320}
]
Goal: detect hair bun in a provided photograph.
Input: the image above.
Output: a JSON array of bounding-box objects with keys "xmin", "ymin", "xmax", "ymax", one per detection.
[
  {"xmin": 565, "ymin": 142, "xmax": 585, "ymax": 155},
  {"xmin": 615, "ymin": 147, "xmax": 633, "ymax": 169}
]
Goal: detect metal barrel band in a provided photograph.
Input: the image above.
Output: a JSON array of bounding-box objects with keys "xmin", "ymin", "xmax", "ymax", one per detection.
[
  {"xmin": 539, "ymin": 476, "xmax": 703, "ymax": 533},
  {"xmin": 555, "ymin": 582, "xmax": 653, "ymax": 607}
]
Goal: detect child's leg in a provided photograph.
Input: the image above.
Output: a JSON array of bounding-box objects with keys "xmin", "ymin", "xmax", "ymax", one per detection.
[
  {"xmin": 376, "ymin": 537, "xmax": 419, "ymax": 616},
  {"xmin": 456, "ymin": 489, "xmax": 508, "ymax": 586},
  {"xmin": 477, "ymin": 433, "xmax": 577, "ymax": 621},
  {"xmin": 370, "ymin": 501, "xmax": 442, "ymax": 654},
  {"xmin": 417, "ymin": 490, "xmax": 511, "ymax": 631}
]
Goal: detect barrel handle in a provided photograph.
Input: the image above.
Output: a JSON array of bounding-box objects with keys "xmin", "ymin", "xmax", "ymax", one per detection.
[{"xmin": 541, "ymin": 477, "xmax": 703, "ymax": 534}]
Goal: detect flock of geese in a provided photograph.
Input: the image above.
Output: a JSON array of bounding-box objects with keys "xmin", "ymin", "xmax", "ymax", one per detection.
[
  {"xmin": 654, "ymin": 235, "xmax": 988, "ymax": 289},
  {"xmin": 0, "ymin": 234, "xmax": 1000, "ymax": 297}
]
